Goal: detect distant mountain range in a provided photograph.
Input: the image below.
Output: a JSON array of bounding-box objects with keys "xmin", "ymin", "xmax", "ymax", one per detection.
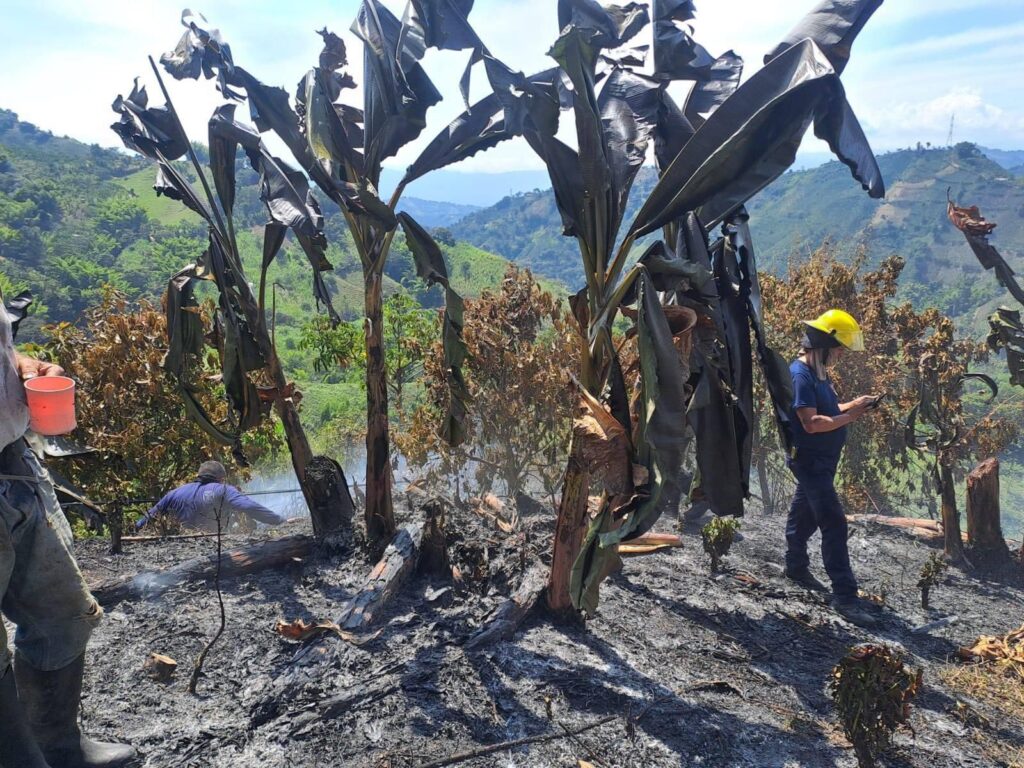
[{"xmin": 451, "ymin": 143, "xmax": 1024, "ymax": 326}]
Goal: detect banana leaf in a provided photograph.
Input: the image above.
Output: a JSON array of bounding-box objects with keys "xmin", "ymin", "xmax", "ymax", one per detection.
[
  {"xmin": 402, "ymin": 0, "xmax": 480, "ymax": 52},
  {"xmin": 652, "ymin": 90, "xmax": 695, "ymax": 172},
  {"xmin": 988, "ymin": 307, "xmax": 1024, "ymax": 388},
  {"xmin": 947, "ymin": 199, "xmax": 1024, "ymax": 306},
  {"xmin": 558, "ymin": 0, "xmax": 649, "ymax": 49},
  {"xmin": 110, "ymin": 79, "xmax": 189, "ymax": 162},
  {"xmin": 764, "ymin": 0, "xmax": 883, "ymax": 75},
  {"xmin": 629, "ymin": 39, "xmax": 883, "ymax": 236},
  {"xmin": 725, "ymin": 208, "xmax": 794, "ymax": 450},
  {"xmin": 683, "ymin": 51, "xmax": 743, "ymax": 128},
  {"xmin": 208, "ymin": 104, "xmax": 259, "ymax": 218},
  {"xmin": 352, "ymin": 0, "xmax": 442, "ymax": 175},
  {"xmin": 715, "ymin": 231, "xmax": 754, "ymax": 501},
  {"xmin": 396, "ymin": 212, "xmax": 470, "ymax": 447},
  {"xmin": 3, "ymin": 290, "xmax": 32, "ymax": 342}
]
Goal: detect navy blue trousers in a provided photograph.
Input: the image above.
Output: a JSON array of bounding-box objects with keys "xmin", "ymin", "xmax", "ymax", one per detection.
[{"xmin": 784, "ymin": 457, "xmax": 858, "ymax": 598}]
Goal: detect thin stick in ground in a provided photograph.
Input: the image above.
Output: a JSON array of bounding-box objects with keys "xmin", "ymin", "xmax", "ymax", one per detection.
[
  {"xmin": 188, "ymin": 485, "xmax": 228, "ymax": 694},
  {"xmin": 415, "ymin": 715, "xmax": 617, "ymax": 768}
]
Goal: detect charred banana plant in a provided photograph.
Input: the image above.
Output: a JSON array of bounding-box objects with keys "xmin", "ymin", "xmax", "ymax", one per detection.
[
  {"xmin": 491, "ymin": 0, "xmax": 887, "ymax": 615},
  {"xmin": 153, "ymin": 5, "xmax": 491, "ymax": 550},
  {"xmin": 110, "ymin": 64, "xmax": 355, "ymax": 538}
]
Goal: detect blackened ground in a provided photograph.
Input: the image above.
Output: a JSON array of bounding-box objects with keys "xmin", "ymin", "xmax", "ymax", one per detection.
[{"xmin": 68, "ymin": 503, "xmax": 1024, "ymax": 768}]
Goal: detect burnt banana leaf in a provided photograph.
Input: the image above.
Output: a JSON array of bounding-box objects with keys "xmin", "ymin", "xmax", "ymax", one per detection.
[
  {"xmin": 403, "ymin": 0, "xmax": 479, "ymax": 52},
  {"xmin": 630, "ymin": 39, "xmax": 883, "ymax": 236},
  {"xmin": 208, "ymin": 104, "xmax": 260, "ymax": 218},
  {"xmin": 764, "ymin": 0, "xmax": 883, "ymax": 76},
  {"xmin": 653, "ymin": 90, "xmax": 695, "ymax": 173},
  {"xmin": 682, "ymin": 51, "xmax": 743, "ymax": 128},
  {"xmin": 725, "ymin": 208, "xmax": 794, "ymax": 451},
  {"xmin": 403, "ymin": 65, "xmax": 561, "ymax": 185},
  {"xmin": 164, "ymin": 263, "xmax": 252, "ymax": 445},
  {"xmin": 571, "ymin": 269, "xmax": 686, "ymax": 614},
  {"xmin": 598, "ymin": 68, "xmax": 663, "ymax": 240},
  {"xmin": 715, "ymin": 230, "xmax": 754, "ymax": 501},
  {"xmin": 110, "ymin": 79, "xmax": 190, "ymax": 161},
  {"xmin": 353, "ymin": 0, "xmax": 442, "ymax": 175},
  {"xmin": 947, "ymin": 199, "xmax": 1024, "ymax": 306},
  {"xmin": 558, "ymin": 0, "xmax": 649, "ymax": 49},
  {"xmin": 651, "ymin": 0, "xmax": 714, "ymax": 81},
  {"xmin": 397, "ymin": 212, "xmax": 469, "ymax": 447},
  {"xmin": 4, "ymin": 291, "xmax": 32, "ymax": 342},
  {"xmin": 988, "ymin": 308, "xmax": 1024, "ymax": 388}
]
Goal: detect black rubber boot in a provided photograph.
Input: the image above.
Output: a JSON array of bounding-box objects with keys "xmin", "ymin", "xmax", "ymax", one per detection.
[
  {"xmin": 14, "ymin": 653, "xmax": 136, "ymax": 768},
  {"xmin": 0, "ymin": 666, "xmax": 51, "ymax": 768},
  {"xmin": 832, "ymin": 597, "xmax": 880, "ymax": 628},
  {"xmin": 785, "ymin": 568, "xmax": 829, "ymax": 593}
]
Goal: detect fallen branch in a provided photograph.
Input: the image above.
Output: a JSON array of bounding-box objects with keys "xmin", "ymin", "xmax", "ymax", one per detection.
[
  {"xmin": 188, "ymin": 489, "xmax": 228, "ymax": 694},
  {"xmin": 416, "ymin": 715, "xmax": 617, "ymax": 768},
  {"xmin": 335, "ymin": 523, "xmax": 424, "ymax": 631},
  {"xmin": 465, "ymin": 561, "xmax": 547, "ymax": 651},
  {"xmin": 90, "ymin": 535, "xmax": 314, "ymax": 608},
  {"xmin": 122, "ymin": 532, "xmax": 244, "ymax": 543}
]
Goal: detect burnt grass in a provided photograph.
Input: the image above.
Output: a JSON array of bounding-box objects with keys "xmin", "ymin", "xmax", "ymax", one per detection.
[{"xmin": 70, "ymin": 501, "xmax": 1024, "ymax": 768}]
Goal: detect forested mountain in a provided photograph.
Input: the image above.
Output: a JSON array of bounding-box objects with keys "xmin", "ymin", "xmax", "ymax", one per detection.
[
  {"xmin": 452, "ymin": 143, "xmax": 1024, "ymax": 323},
  {"xmin": 0, "ymin": 109, "xmax": 524, "ymax": 348}
]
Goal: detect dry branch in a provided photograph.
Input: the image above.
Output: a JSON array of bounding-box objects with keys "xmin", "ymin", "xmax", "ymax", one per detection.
[
  {"xmin": 416, "ymin": 715, "xmax": 617, "ymax": 768},
  {"xmin": 89, "ymin": 535, "xmax": 314, "ymax": 608},
  {"xmin": 465, "ymin": 561, "xmax": 547, "ymax": 651},
  {"xmin": 335, "ymin": 523, "xmax": 424, "ymax": 631}
]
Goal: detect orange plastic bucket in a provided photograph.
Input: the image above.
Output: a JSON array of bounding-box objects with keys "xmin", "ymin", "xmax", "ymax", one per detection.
[{"xmin": 24, "ymin": 376, "xmax": 77, "ymax": 436}]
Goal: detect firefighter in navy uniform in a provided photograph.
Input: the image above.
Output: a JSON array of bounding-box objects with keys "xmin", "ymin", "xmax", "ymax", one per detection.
[{"xmin": 784, "ymin": 309, "xmax": 881, "ymax": 628}]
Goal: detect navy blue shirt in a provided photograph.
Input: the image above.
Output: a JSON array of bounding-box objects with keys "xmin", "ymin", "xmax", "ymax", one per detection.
[{"xmin": 790, "ymin": 359, "xmax": 847, "ymax": 463}]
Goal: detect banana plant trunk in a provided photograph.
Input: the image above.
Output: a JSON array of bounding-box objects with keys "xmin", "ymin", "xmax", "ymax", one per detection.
[
  {"xmin": 547, "ymin": 437, "xmax": 590, "ymax": 614},
  {"xmin": 363, "ymin": 269, "xmax": 397, "ymax": 549},
  {"xmin": 938, "ymin": 457, "xmax": 964, "ymax": 560}
]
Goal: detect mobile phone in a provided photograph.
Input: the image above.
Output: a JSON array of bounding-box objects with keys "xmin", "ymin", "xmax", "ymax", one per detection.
[{"xmin": 867, "ymin": 392, "xmax": 887, "ymax": 408}]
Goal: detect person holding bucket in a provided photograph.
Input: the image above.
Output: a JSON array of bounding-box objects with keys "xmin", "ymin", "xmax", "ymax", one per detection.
[{"xmin": 0, "ymin": 296, "xmax": 136, "ymax": 767}]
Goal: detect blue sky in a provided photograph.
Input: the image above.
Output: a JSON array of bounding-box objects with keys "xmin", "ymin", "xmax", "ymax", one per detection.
[{"xmin": 2, "ymin": 0, "xmax": 1022, "ymax": 175}]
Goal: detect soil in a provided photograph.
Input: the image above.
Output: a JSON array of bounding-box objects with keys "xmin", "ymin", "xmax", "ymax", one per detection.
[{"xmin": 64, "ymin": 501, "xmax": 1024, "ymax": 768}]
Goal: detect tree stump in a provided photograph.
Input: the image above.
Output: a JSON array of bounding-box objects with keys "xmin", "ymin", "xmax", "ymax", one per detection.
[
  {"xmin": 305, "ymin": 455, "xmax": 355, "ymax": 538},
  {"xmin": 420, "ymin": 499, "xmax": 450, "ymax": 577},
  {"xmin": 966, "ymin": 457, "xmax": 1010, "ymax": 566}
]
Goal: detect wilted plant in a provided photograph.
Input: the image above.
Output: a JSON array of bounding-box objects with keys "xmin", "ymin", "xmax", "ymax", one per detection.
[
  {"xmin": 917, "ymin": 552, "xmax": 948, "ymax": 609},
  {"xmin": 830, "ymin": 643, "xmax": 921, "ymax": 768},
  {"xmin": 701, "ymin": 517, "xmax": 740, "ymax": 573}
]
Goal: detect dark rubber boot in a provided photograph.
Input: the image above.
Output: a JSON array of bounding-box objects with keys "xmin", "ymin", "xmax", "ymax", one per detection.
[
  {"xmin": 14, "ymin": 653, "xmax": 136, "ymax": 768},
  {"xmin": 785, "ymin": 568, "xmax": 829, "ymax": 593},
  {"xmin": 832, "ymin": 597, "xmax": 880, "ymax": 628},
  {"xmin": 0, "ymin": 666, "xmax": 51, "ymax": 768}
]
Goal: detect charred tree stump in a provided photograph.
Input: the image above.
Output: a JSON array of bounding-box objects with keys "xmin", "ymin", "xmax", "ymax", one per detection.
[
  {"xmin": 90, "ymin": 535, "xmax": 314, "ymax": 608},
  {"xmin": 420, "ymin": 499, "xmax": 450, "ymax": 577},
  {"xmin": 966, "ymin": 458, "xmax": 1010, "ymax": 566},
  {"xmin": 108, "ymin": 503, "xmax": 123, "ymax": 555},
  {"xmin": 336, "ymin": 523, "xmax": 423, "ymax": 631},
  {"xmin": 305, "ymin": 455, "xmax": 355, "ymax": 539},
  {"xmin": 466, "ymin": 561, "xmax": 547, "ymax": 651}
]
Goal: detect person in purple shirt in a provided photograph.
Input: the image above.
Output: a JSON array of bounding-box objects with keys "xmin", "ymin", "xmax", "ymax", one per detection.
[{"xmin": 136, "ymin": 461, "xmax": 287, "ymax": 532}]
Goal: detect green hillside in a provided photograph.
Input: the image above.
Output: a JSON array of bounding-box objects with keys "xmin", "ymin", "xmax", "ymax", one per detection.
[
  {"xmin": 452, "ymin": 143, "xmax": 1024, "ymax": 325},
  {"xmin": 0, "ymin": 109, "xmax": 543, "ymax": 344}
]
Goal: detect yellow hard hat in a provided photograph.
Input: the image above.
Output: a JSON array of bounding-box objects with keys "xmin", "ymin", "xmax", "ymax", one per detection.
[{"xmin": 803, "ymin": 309, "xmax": 865, "ymax": 351}]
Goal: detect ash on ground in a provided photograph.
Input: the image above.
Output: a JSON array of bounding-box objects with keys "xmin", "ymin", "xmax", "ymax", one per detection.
[{"xmin": 69, "ymin": 501, "xmax": 1024, "ymax": 768}]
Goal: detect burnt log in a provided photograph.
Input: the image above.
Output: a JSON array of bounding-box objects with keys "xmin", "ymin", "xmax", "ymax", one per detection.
[
  {"xmin": 966, "ymin": 458, "xmax": 1010, "ymax": 566},
  {"xmin": 89, "ymin": 535, "xmax": 314, "ymax": 608},
  {"xmin": 336, "ymin": 523, "xmax": 424, "ymax": 631},
  {"xmin": 465, "ymin": 561, "xmax": 547, "ymax": 651}
]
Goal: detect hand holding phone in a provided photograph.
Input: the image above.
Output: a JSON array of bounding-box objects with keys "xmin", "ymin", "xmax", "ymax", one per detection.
[{"xmin": 867, "ymin": 392, "xmax": 887, "ymax": 409}]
